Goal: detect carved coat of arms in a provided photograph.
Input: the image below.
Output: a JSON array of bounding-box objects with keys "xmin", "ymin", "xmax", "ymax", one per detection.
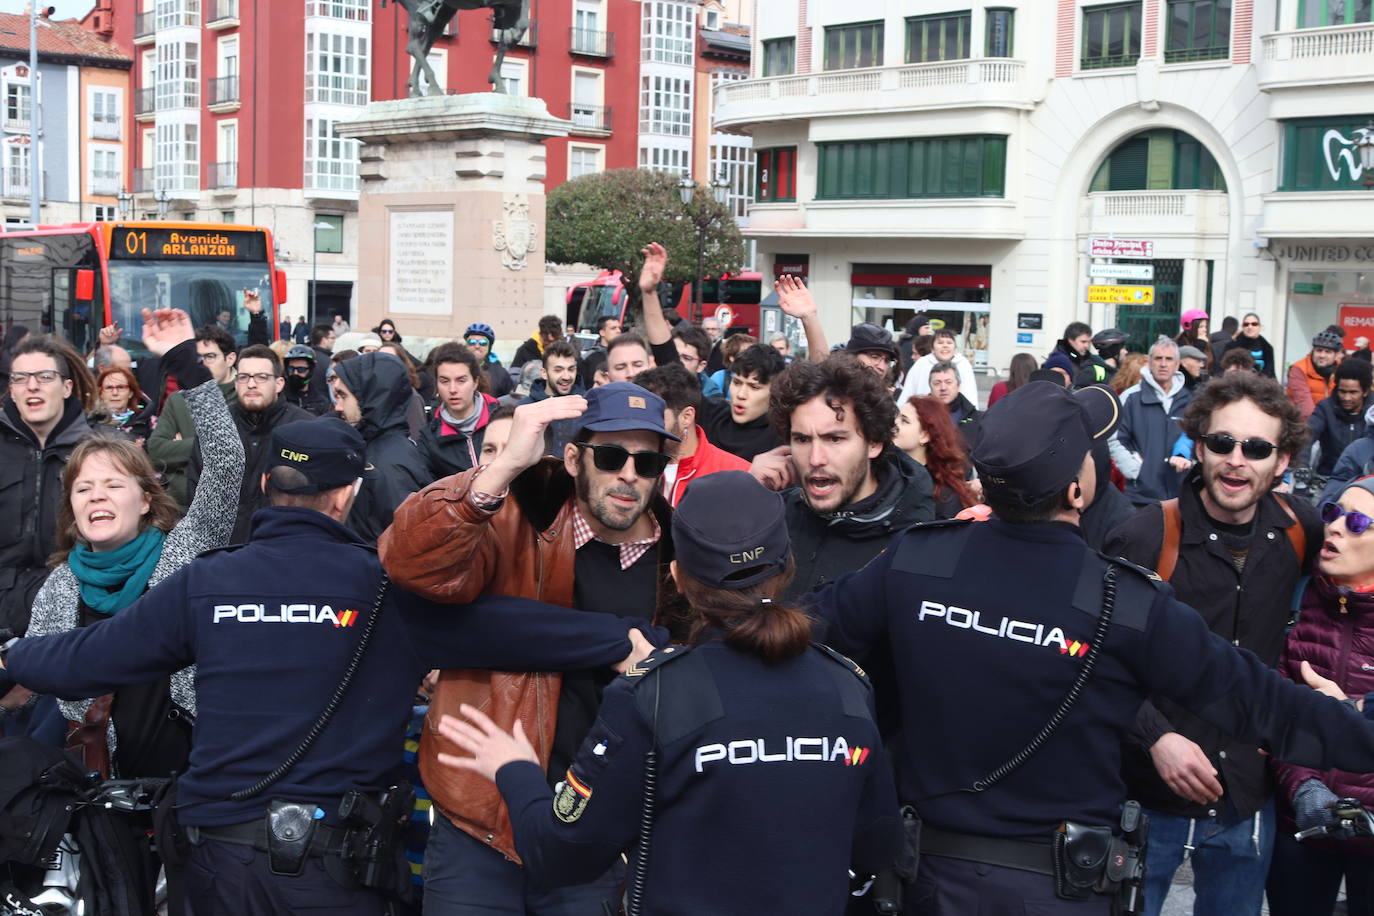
[{"xmin": 493, "ymin": 194, "xmax": 537, "ymax": 271}]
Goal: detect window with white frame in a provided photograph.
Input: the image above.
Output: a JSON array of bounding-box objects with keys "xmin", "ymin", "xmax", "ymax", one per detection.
[
  {"xmin": 306, "ymin": 31, "xmax": 370, "ymax": 106},
  {"xmin": 154, "ymin": 0, "xmax": 200, "ymax": 30},
  {"xmin": 91, "ymin": 88, "xmax": 121, "ymax": 140},
  {"xmin": 155, "ymin": 120, "xmax": 198, "ymax": 191},
  {"xmin": 572, "ymin": 70, "xmax": 602, "ymax": 127},
  {"xmin": 156, "ymin": 40, "xmax": 199, "ymax": 110},
  {"xmin": 304, "ymin": 117, "xmax": 360, "ymax": 192},
  {"xmin": 638, "ymin": 145, "xmax": 689, "ymax": 175},
  {"xmin": 141, "ymin": 127, "xmax": 155, "ymax": 168},
  {"xmin": 214, "ymin": 120, "xmax": 237, "ymax": 186},
  {"xmin": 90, "ymin": 146, "xmax": 120, "ymax": 196},
  {"xmin": 703, "ymin": 7, "xmax": 720, "ymax": 30},
  {"xmin": 423, "ymin": 48, "xmax": 447, "ymax": 94},
  {"xmin": 642, "ymin": 1, "xmax": 694, "ymax": 65},
  {"xmin": 304, "ymin": 0, "xmax": 369, "ymax": 21},
  {"xmin": 499, "ymin": 58, "xmax": 527, "ymax": 96},
  {"xmin": 93, "ymin": 205, "xmax": 118, "ymax": 221},
  {"xmin": 4, "ymin": 141, "xmax": 31, "ymax": 196},
  {"xmin": 4, "ymin": 80, "xmax": 32, "ymax": 131},
  {"xmin": 569, "ymin": 145, "xmax": 603, "ymax": 178},
  {"xmin": 639, "ymin": 74, "xmax": 691, "ymax": 136},
  {"xmin": 709, "ymin": 140, "xmax": 754, "ymax": 220}
]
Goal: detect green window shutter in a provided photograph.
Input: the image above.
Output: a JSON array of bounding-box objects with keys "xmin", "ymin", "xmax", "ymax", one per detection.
[
  {"xmin": 1146, "ymin": 131, "xmax": 1174, "ymax": 189},
  {"xmin": 1108, "ymin": 137, "xmax": 1149, "ymax": 190},
  {"xmin": 984, "ymin": 137, "xmax": 1007, "ymax": 195}
]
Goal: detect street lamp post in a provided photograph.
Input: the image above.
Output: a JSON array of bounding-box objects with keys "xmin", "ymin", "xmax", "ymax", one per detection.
[
  {"xmin": 679, "ymin": 171, "xmax": 733, "ymax": 323},
  {"xmin": 117, "ymin": 188, "xmax": 133, "ymax": 219},
  {"xmin": 1359, "ymin": 121, "xmax": 1374, "ymax": 190},
  {"xmin": 154, "ymin": 185, "xmax": 170, "ymax": 218}
]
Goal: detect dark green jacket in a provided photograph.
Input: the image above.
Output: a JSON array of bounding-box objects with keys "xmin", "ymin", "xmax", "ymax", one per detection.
[{"xmin": 147, "ymin": 378, "xmax": 237, "ymax": 507}]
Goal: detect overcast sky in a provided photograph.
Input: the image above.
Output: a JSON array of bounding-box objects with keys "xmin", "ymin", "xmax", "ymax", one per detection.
[{"xmin": 46, "ymin": 1, "xmax": 95, "ymax": 21}]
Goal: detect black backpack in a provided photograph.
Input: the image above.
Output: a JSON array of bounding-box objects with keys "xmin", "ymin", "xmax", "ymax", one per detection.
[{"xmin": 0, "ymin": 738, "xmax": 91, "ymax": 868}]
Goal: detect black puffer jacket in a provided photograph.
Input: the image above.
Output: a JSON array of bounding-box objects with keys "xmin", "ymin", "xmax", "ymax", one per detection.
[
  {"xmin": 189, "ymin": 396, "xmax": 316, "ymax": 543},
  {"xmin": 781, "ymin": 446, "xmax": 935, "ymax": 599},
  {"xmin": 0, "ymin": 398, "xmax": 90, "ymax": 636},
  {"xmin": 334, "ymin": 354, "xmax": 433, "ymax": 541},
  {"xmin": 1306, "ymin": 392, "xmax": 1372, "ymax": 477}
]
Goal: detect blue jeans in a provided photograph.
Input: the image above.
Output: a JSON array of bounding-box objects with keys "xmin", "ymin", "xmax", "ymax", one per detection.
[
  {"xmin": 422, "ymin": 812, "xmax": 624, "ymax": 915},
  {"xmin": 1140, "ymin": 801, "xmax": 1275, "ymax": 916}
]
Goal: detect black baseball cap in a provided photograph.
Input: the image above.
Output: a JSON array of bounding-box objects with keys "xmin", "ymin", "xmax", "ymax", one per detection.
[
  {"xmin": 580, "ymin": 382, "xmax": 680, "ymax": 442},
  {"xmin": 972, "ymin": 382, "xmax": 1120, "ymax": 504},
  {"xmin": 268, "ymin": 418, "xmax": 376, "ymax": 494},
  {"xmin": 844, "ymin": 323, "xmax": 899, "ymax": 360},
  {"xmin": 672, "ymin": 471, "xmax": 790, "ymax": 590}
]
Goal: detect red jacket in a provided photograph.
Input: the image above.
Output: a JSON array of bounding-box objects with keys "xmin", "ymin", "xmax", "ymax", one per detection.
[
  {"xmin": 663, "ymin": 425, "xmax": 749, "ymax": 507},
  {"xmin": 1273, "ymin": 575, "xmax": 1374, "ymax": 855}
]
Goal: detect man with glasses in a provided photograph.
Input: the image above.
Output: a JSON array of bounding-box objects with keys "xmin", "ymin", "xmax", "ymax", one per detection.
[
  {"xmin": 1110, "ymin": 337, "xmax": 1195, "ymax": 505},
  {"xmin": 0, "ymin": 336, "xmax": 92, "ymax": 639},
  {"xmin": 1221, "ymin": 313, "xmax": 1276, "ymax": 380},
  {"xmin": 148, "ymin": 326, "xmax": 240, "ymax": 507},
  {"xmin": 189, "ymin": 344, "xmax": 316, "ymax": 542},
  {"xmin": 1105, "ymin": 371, "xmax": 1321, "ymax": 916},
  {"xmin": 379, "ymin": 382, "xmax": 677, "ymax": 916},
  {"xmin": 463, "ymin": 322, "xmax": 514, "ymax": 398}
]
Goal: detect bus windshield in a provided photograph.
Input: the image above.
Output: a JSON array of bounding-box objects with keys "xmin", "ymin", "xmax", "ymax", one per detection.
[{"xmin": 107, "ymin": 259, "xmax": 276, "ymax": 356}]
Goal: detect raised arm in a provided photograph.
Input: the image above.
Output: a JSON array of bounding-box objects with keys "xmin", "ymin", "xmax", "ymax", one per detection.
[
  {"xmin": 638, "ymin": 242, "xmax": 674, "ymax": 348},
  {"xmin": 774, "ymin": 276, "xmax": 829, "ymax": 362}
]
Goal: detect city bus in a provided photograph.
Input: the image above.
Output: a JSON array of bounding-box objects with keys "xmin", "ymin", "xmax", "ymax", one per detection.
[{"xmin": 0, "ymin": 221, "xmax": 286, "ymax": 358}]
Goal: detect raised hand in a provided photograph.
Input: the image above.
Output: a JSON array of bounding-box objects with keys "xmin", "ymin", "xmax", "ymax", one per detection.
[
  {"xmin": 242, "ymin": 289, "xmax": 263, "ymax": 315},
  {"xmin": 98, "ymin": 322, "xmax": 122, "ymax": 347},
  {"xmin": 480, "ymin": 396, "xmax": 589, "ymax": 494},
  {"xmin": 774, "ymin": 275, "xmax": 817, "ymax": 321},
  {"xmin": 435, "ymin": 703, "xmax": 539, "ymax": 783},
  {"xmin": 140, "ymin": 308, "xmax": 195, "ymax": 357},
  {"xmin": 638, "ymin": 242, "xmax": 668, "ymax": 295},
  {"xmin": 748, "ymin": 445, "xmax": 795, "ymax": 492},
  {"xmin": 614, "ymin": 628, "xmax": 656, "ymax": 674}
]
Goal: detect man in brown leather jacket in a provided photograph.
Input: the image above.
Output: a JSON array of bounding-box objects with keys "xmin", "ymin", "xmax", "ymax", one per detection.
[{"xmin": 379, "ymin": 381, "xmax": 678, "ymax": 915}]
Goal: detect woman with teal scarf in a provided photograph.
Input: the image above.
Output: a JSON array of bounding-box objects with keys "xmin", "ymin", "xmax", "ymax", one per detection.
[{"xmin": 23, "ymin": 306, "xmax": 244, "ymax": 781}]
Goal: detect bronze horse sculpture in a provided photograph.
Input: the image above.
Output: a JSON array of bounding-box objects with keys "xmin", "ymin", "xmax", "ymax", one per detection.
[{"xmin": 386, "ymin": 0, "xmax": 530, "ymax": 97}]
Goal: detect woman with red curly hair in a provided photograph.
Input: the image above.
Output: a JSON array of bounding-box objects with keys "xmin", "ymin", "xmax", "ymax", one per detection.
[{"xmin": 895, "ymin": 395, "xmax": 976, "ymax": 518}]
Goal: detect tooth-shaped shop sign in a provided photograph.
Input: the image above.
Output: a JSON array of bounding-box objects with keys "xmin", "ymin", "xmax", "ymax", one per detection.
[{"xmin": 1324, "ymin": 127, "xmax": 1374, "ymax": 184}]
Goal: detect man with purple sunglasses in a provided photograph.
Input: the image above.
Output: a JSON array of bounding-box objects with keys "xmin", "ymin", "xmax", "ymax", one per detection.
[{"xmin": 1107, "ymin": 371, "xmax": 1322, "ymax": 916}]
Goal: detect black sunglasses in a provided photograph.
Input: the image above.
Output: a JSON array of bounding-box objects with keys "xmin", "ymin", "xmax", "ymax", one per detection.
[
  {"xmin": 574, "ymin": 442, "xmax": 670, "ymax": 478},
  {"xmin": 1201, "ymin": 433, "xmax": 1276, "ymax": 461},
  {"xmin": 1321, "ymin": 501, "xmax": 1374, "ymax": 535}
]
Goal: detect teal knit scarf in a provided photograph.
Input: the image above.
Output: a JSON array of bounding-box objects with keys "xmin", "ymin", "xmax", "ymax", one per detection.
[{"xmin": 67, "ymin": 527, "xmax": 166, "ymax": 615}]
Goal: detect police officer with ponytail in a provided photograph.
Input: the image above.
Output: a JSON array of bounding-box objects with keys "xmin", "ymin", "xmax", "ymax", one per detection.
[{"xmin": 439, "ymin": 470, "xmax": 902, "ymax": 916}]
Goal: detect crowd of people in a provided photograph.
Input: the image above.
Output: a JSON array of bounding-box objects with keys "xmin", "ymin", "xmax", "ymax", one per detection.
[{"xmin": 0, "ymin": 244, "xmax": 1372, "ymax": 916}]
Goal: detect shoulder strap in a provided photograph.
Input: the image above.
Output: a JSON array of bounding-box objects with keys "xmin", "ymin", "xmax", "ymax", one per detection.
[
  {"xmin": 1156, "ymin": 499, "xmax": 1182, "ymax": 582},
  {"xmin": 1273, "ymin": 493, "xmax": 1307, "ymax": 564}
]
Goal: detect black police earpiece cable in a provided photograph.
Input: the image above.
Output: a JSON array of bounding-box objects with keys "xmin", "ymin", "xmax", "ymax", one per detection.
[
  {"xmin": 967, "ymin": 566, "xmax": 1117, "ymax": 794},
  {"xmin": 624, "ymin": 673, "xmax": 661, "ymax": 916},
  {"xmin": 228, "ymin": 574, "xmax": 391, "ymax": 802}
]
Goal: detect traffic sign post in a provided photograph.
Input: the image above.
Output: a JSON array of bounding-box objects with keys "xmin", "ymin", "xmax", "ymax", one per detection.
[{"xmin": 1088, "ymin": 263, "xmax": 1154, "ymax": 281}]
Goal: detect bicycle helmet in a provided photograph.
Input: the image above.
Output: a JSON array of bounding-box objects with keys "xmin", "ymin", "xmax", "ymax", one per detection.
[
  {"xmin": 464, "ymin": 323, "xmax": 496, "ymax": 345},
  {"xmin": 285, "ymin": 344, "xmax": 316, "ymax": 362}
]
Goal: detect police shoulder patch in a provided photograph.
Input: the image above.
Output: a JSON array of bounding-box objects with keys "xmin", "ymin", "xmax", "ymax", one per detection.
[
  {"xmin": 812, "ymin": 643, "xmax": 868, "ymax": 681},
  {"xmin": 553, "ymin": 768, "xmax": 592, "ymax": 823},
  {"xmin": 1105, "ymin": 553, "xmax": 1164, "ymax": 584},
  {"xmin": 620, "ymin": 644, "xmax": 694, "ymax": 682}
]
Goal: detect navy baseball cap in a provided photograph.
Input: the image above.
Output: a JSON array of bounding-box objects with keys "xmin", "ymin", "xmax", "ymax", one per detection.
[
  {"xmin": 268, "ymin": 418, "xmax": 376, "ymax": 494},
  {"xmin": 972, "ymin": 382, "xmax": 1120, "ymax": 504},
  {"xmin": 672, "ymin": 471, "xmax": 789, "ymax": 590},
  {"xmin": 581, "ymin": 382, "xmax": 680, "ymax": 442}
]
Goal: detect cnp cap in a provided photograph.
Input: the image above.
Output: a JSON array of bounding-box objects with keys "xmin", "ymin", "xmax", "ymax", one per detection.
[
  {"xmin": 972, "ymin": 382, "xmax": 1121, "ymax": 504},
  {"xmin": 268, "ymin": 418, "xmax": 376, "ymax": 493},
  {"xmin": 672, "ymin": 471, "xmax": 789, "ymax": 590},
  {"xmin": 580, "ymin": 382, "xmax": 680, "ymax": 442}
]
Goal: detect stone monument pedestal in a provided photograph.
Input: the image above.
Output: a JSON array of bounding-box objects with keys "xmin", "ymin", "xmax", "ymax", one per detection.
[{"xmin": 336, "ymin": 93, "xmax": 568, "ymax": 346}]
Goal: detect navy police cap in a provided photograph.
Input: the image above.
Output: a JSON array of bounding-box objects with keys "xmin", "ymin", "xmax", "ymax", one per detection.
[
  {"xmin": 580, "ymin": 382, "xmax": 680, "ymax": 442},
  {"xmin": 268, "ymin": 418, "xmax": 376, "ymax": 494},
  {"xmin": 972, "ymin": 382, "xmax": 1120, "ymax": 504},
  {"xmin": 673, "ymin": 471, "xmax": 789, "ymax": 590}
]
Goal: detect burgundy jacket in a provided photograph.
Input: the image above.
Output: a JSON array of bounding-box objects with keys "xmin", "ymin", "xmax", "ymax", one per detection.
[{"xmin": 1273, "ymin": 575, "xmax": 1374, "ymax": 855}]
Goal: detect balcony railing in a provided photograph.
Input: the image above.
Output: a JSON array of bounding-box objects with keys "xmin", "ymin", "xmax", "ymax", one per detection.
[
  {"xmin": 1259, "ymin": 22, "xmax": 1374, "ymax": 88},
  {"xmin": 209, "ymin": 75, "xmax": 240, "ymax": 107},
  {"xmin": 491, "ymin": 20, "xmax": 537, "ymax": 47},
  {"xmin": 134, "ymin": 10, "xmax": 154, "ymax": 40},
  {"xmin": 132, "ymin": 167, "xmax": 153, "ymax": 192},
  {"xmin": 1163, "ymin": 43, "xmax": 1230, "ymax": 63},
  {"xmin": 91, "ymin": 116, "xmax": 121, "ymax": 140},
  {"xmin": 569, "ymin": 27, "xmax": 613, "ymax": 58},
  {"xmin": 208, "ymin": 161, "xmax": 237, "ymax": 189},
  {"xmin": 91, "ymin": 173, "xmax": 120, "ymax": 196},
  {"xmin": 2, "ymin": 113, "xmax": 32, "ymax": 134},
  {"xmin": 1086, "ymin": 190, "xmax": 1229, "ymax": 233},
  {"xmin": 207, "ymin": 0, "xmax": 238, "ymax": 26},
  {"xmin": 2, "ymin": 168, "xmax": 33, "ymax": 199},
  {"xmin": 134, "ymin": 88, "xmax": 155, "ymax": 117},
  {"xmin": 567, "ymin": 102, "xmax": 612, "ymax": 132},
  {"xmin": 717, "ymin": 59, "xmax": 1029, "ymax": 113}
]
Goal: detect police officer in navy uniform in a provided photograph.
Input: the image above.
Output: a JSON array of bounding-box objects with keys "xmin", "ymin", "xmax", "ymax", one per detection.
[
  {"xmin": 435, "ymin": 470, "xmax": 903, "ymax": 916},
  {"xmin": 803, "ymin": 381, "xmax": 1374, "ymax": 915},
  {"xmin": 2, "ymin": 418, "xmax": 660, "ymax": 916}
]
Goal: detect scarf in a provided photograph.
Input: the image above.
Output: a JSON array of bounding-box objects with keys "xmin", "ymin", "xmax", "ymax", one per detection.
[
  {"xmin": 67, "ymin": 527, "xmax": 166, "ymax": 615},
  {"xmin": 440, "ymin": 394, "xmax": 485, "ymax": 438}
]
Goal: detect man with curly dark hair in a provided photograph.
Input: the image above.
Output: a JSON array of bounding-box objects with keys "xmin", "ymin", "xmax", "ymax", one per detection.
[
  {"xmin": 1105, "ymin": 370, "xmax": 1320, "ymax": 916},
  {"xmin": 753, "ymin": 353, "xmax": 934, "ymax": 599}
]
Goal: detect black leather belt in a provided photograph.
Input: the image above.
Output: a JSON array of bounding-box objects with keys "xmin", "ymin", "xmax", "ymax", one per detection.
[
  {"xmin": 919, "ymin": 825, "xmax": 1055, "ymax": 877},
  {"xmin": 191, "ymin": 818, "xmax": 348, "ymax": 857}
]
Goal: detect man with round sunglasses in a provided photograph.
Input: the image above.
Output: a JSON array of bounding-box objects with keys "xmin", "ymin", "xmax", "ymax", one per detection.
[
  {"xmin": 379, "ymin": 382, "xmax": 676, "ymax": 915},
  {"xmin": 1106, "ymin": 371, "xmax": 1321, "ymax": 916}
]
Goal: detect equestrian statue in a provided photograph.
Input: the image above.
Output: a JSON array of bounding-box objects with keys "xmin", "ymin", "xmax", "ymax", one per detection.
[{"xmin": 384, "ymin": 0, "xmax": 530, "ymax": 97}]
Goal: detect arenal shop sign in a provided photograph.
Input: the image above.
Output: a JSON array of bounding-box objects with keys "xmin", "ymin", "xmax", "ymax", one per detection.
[{"xmin": 850, "ymin": 272, "xmax": 989, "ymax": 289}]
